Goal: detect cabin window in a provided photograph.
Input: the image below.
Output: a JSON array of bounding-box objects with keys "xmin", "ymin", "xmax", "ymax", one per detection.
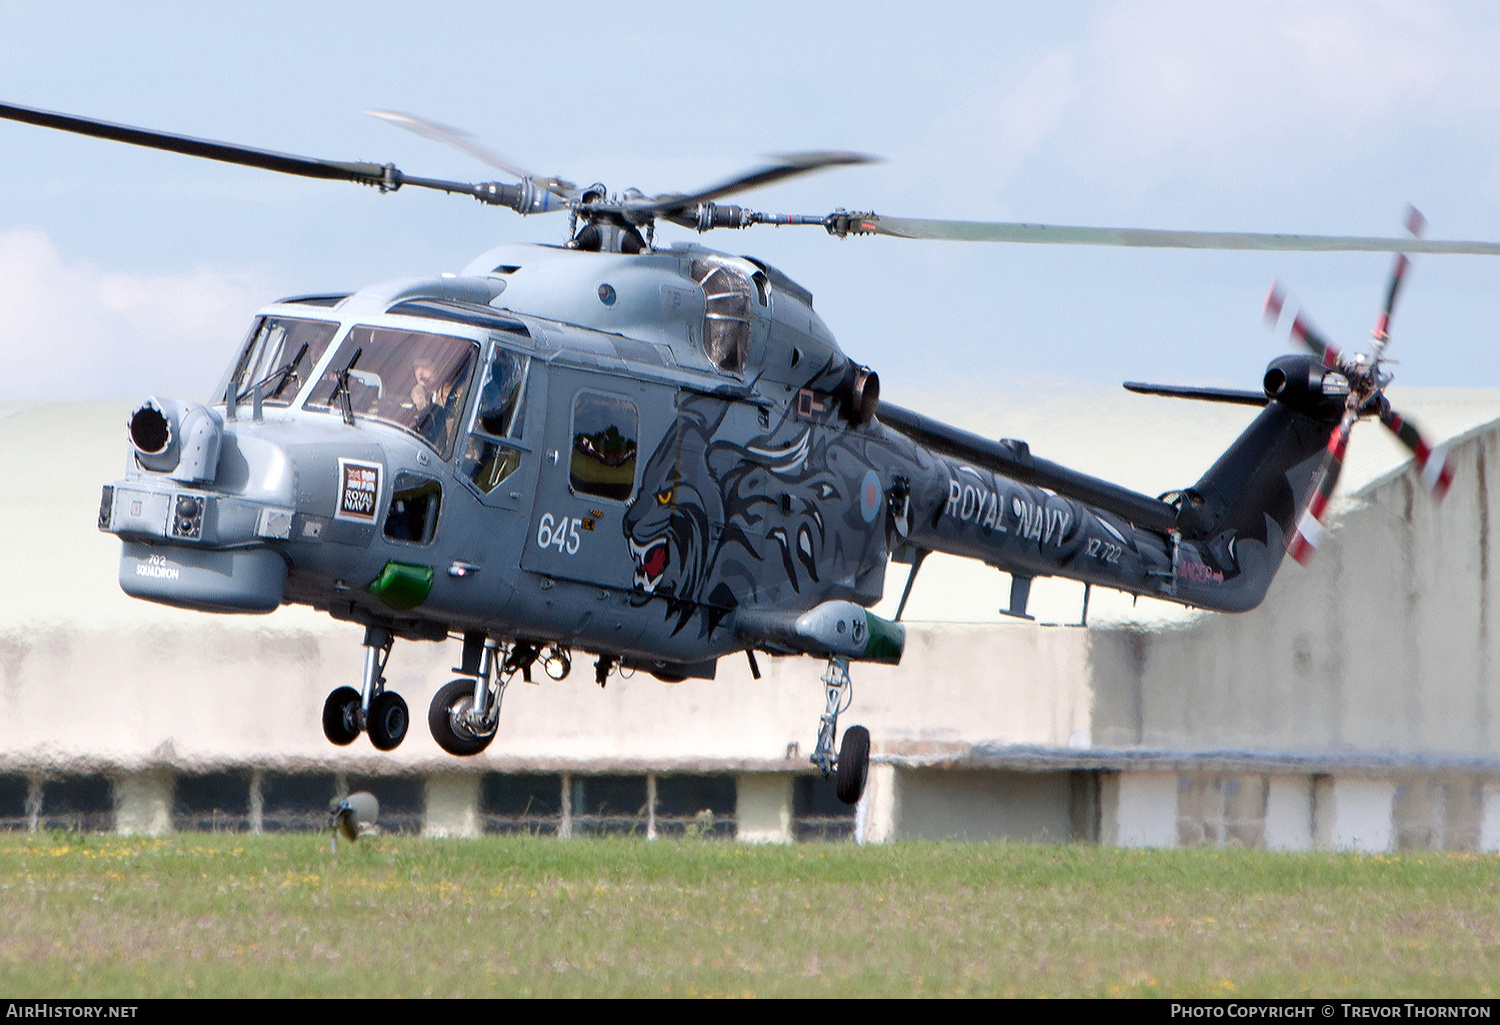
[
  {"xmin": 219, "ymin": 317, "xmax": 340, "ymax": 407},
  {"xmin": 690, "ymin": 257, "xmax": 752, "ymax": 375},
  {"xmin": 459, "ymin": 343, "xmax": 530, "ymax": 494},
  {"xmin": 383, "ymin": 472, "xmax": 442, "ymax": 544},
  {"xmin": 304, "ymin": 326, "xmax": 479, "ymax": 459},
  {"xmin": 569, "ymin": 392, "xmax": 638, "ymax": 502}
]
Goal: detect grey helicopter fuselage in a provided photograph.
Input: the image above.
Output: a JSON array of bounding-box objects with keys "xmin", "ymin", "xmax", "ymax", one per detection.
[
  {"xmin": 100, "ymin": 238, "xmax": 1341, "ymax": 683},
  {"xmin": 0, "ymin": 94, "xmax": 1458, "ymax": 785}
]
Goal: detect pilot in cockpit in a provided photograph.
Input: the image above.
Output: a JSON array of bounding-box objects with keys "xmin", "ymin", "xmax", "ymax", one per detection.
[{"xmin": 411, "ymin": 354, "xmax": 464, "ymax": 450}]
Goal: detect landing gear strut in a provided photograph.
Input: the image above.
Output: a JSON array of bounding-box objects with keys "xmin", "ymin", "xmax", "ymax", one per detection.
[
  {"xmin": 809, "ymin": 656, "xmax": 871, "ymax": 805},
  {"xmin": 429, "ymin": 634, "xmax": 506, "ymax": 756},
  {"xmin": 321, "ymin": 626, "xmax": 409, "ymax": 751}
]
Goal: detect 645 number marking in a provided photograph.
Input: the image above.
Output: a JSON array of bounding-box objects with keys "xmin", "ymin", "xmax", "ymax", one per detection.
[{"xmin": 536, "ymin": 513, "xmax": 582, "ymax": 555}]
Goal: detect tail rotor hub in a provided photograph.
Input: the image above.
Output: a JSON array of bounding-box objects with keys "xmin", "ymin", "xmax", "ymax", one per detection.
[{"xmin": 1267, "ymin": 207, "xmax": 1456, "ymax": 563}]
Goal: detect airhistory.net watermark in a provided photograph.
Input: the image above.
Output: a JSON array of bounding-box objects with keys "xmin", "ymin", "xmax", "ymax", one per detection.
[{"xmin": 5, "ymin": 1005, "xmax": 138, "ymax": 1019}]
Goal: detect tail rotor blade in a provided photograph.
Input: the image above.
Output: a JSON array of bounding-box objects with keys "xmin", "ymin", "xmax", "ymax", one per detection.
[
  {"xmin": 1379, "ymin": 404, "xmax": 1456, "ymax": 499},
  {"xmin": 1288, "ymin": 412, "xmax": 1355, "ymax": 566},
  {"xmin": 1265, "ymin": 281, "xmax": 1343, "ymax": 369},
  {"xmin": 1405, "ymin": 205, "xmax": 1428, "ymax": 240},
  {"xmin": 1263, "ymin": 282, "xmax": 1286, "ymax": 326},
  {"xmin": 1372, "ymin": 207, "xmax": 1425, "ymax": 346},
  {"xmin": 1373, "ymin": 254, "xmax": 1411, "ymax": 344},
  {"xmin": 1290, "ymin": 312, "xmax": 1343, "ymax": 370}
]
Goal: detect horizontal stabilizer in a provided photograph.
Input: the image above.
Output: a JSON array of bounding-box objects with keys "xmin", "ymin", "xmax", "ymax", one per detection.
[{"xmin": 1124, "ymin": 382, "xmax": 1269, "ymax": 407}]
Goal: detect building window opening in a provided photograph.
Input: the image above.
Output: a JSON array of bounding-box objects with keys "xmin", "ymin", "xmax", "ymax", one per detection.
[
  {"xmin": 173, "ymin": 771, "xmax": 252, "ymax": 833},
  {"xmin": 482, "ymin": 773, "xmax": 563, "ymax": 835},
  {"xmin": 571, "ymin": 775, "xmax": 649, "ymax": 837},
  {"xmin": 345, "ymin": 775, "xmax": 424, "ymax": 835},
  {"xmin": 655, "ymin": 775, "xmax": 737, "ymax": 838},
  {"xmin": 0, "ymin": 775, "xmax": 28, "ymax": 831},
  {"xmin": 260, "ymin": 773, "xmax": 338, "ymax": 833},
  {"xmin": 793, "ymin": 775, "xmax": 856, "ymax": 842},
  {"xmin": 41, "ymin": 776, "xmax": 113, "ymax": 834}
]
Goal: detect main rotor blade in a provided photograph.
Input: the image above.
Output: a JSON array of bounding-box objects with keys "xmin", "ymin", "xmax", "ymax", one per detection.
[
  {"xmin": 365, "ymin": 109, "xmax": 576, "ymax": 199},
  {"xmin": 644, "ymin": 152, "xmax": 876, "ymax": 216},
  {"xmin": 855, "ymin": 214, "xmax": 1500, "ymax": 255},
  {"xmin": 0, "ymin": 100, "xmax": 393, "ymax": 185},
  {"xmin": 0, "ymin": 100, "xmax": 521, "ymax": 206}
]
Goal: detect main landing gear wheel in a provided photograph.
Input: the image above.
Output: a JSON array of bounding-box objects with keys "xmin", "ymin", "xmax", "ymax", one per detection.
[
  {"xmin": 835, "ymin": 725, "xmax": 870, "ymax": 806},
  {"xmin": 322, "ymin": 686, "xmax": 361, "ymax": 746},
  {"xmin": 428, "ymin": 679, "xmax": 496, "ymax": 757},
  {"xmin": 367, "ymin": 691, "xmax": 410, "ymax": 751}
]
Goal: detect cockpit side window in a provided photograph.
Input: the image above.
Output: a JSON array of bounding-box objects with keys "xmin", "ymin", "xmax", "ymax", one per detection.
[
  {"xmin": 218, "ymin": 317, "xmax": 340, "ymax": 407},
  {"xmin": 304, "ymin": 326, "xmax": 479, "ymax": 460},
  {"xmin": 472, "ymin": 344, "xmax": 529, "ymax": 441},
  {"xmin": 383, "ymin": 472, "xmax": 442, "ymax": 545},
  {"xmin": 690, "ymin": 257, "xmax": 753, "ymax": 375},
  {"xmin": 458, "ymin": 343, "xmax": 531, "ymax": 495}
]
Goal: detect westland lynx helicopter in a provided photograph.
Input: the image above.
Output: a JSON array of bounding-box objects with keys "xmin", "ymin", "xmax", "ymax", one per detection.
[{"xmin": 5, "ymin": 100, "xmax": 1497, "ymax": 805}]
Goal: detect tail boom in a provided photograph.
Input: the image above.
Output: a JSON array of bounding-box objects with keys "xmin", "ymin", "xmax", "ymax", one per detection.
[{"xmin": 880, "ymin": 389, "xmax": 1341, "ymax": 614}]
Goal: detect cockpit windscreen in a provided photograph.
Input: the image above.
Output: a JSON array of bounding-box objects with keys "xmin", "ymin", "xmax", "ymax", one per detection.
[
  {"xmin": 305, "ymin": 326, "xmax": 479, "ymax": 459},
  {"xmin": 219, "ymin": 317, "xmax": 341, "ymax": 407}
]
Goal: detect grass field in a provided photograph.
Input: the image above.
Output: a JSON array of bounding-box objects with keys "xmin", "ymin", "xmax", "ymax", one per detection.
[{"xmin": 1, "ymin": 832, "xmax": 1497, "ymax": 998}]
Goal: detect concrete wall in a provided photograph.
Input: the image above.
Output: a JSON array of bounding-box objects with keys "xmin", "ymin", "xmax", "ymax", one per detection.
[
  {"xmin": 0, "ymin": 617, "xmax": 1094, "ymax": 775},
  {"xmin": 1089, "ymin": 424, "xmax": 1500, "ymax": 760}
]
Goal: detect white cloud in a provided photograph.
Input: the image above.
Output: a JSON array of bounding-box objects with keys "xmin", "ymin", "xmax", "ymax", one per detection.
[
  {"xmin": 906, "ymin": 1, "xmax": 1500, "ymax": 213},
  {"xmin": 0, "ymin": 228, "xmax": 270, "ymax": 401},
  {"xmin": 1058, "ymin": 0, "xmax": 1500, "ymax": 196}
]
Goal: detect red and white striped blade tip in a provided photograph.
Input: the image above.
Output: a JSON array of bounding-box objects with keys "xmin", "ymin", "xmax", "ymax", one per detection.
[
  {"xmin": 1422, "ymin": 450, "xmax": 1456, "ymax": 499},
  {"xmin": 1263, "ymin": 282, "xmax": 1285, "ymax": 325},
  {"xmin": 1405, "ymin": 205, "xmax": 1427, "ymax": 239},
  {"xmin": 1287, "ymin": 511, "xmax": 1323, "ymax": 566}
]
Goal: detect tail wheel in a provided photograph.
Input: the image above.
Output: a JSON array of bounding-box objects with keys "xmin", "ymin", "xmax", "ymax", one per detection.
[
  {"xmin": 321, "ymin": 686, "xmax": 361, "ymax": 746},
  {"xmin": 367, "ymin": 691, "xmax": 409, "ymax": 751},
  {"xmin": 428, "ymin": 679, "xmax": 495, "ymax": 757},
  {"xmin": 835, "ymin": 725, "xmax": 870, "ymax": 805}
]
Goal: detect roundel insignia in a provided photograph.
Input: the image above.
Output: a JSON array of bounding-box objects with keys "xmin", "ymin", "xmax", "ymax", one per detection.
[{"xmin": 860, "ymin": 470, "xmax": 882, "ymax": 523}]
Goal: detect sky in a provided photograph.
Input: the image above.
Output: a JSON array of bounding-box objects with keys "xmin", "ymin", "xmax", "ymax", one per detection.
[{"xmin": 5, "ymin": 1, "xmax": 1500, "ymax": 404}]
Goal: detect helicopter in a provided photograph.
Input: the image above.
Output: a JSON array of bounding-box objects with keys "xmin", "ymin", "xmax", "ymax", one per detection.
[{"xmin": 3, "ymin": 99, "xmax": 1496, "ymax": 806}]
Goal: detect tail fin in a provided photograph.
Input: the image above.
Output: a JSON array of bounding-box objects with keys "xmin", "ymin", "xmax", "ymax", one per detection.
[{"xmin": 1172, "ymin": 363, "xmax": 1342, "ymax": 611}]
